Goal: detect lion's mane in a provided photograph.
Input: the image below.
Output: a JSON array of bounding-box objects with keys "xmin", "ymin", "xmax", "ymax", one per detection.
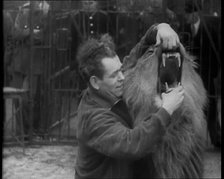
[{"xmin": 123, "ymin": 44, "xmax": 207, "ymax": 178}]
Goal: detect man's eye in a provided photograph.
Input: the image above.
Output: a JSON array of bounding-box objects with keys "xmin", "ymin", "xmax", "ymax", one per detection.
[
  {"xmin": 110, "ymin": 74, "xmax": 117, "ymax": 78},
  {"xmin": 24, "ymin": 25, "xmax": 28, "ymax": 29},
  {"xmin": 110, "ymin": 71, "xmax": 118, "ymax": 78},
  {"xmin": 35, "ymin": 25, "xmax": 40, "ymax": 29}
]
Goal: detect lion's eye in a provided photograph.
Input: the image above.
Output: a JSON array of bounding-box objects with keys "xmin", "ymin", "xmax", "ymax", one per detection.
[
  {"xmin": 35, "ymin": 25, "xmax": 40, "ymax": 29},
  {"xmin": 24, "ymin": 25, "xmax": 28, "ymax": 29}
]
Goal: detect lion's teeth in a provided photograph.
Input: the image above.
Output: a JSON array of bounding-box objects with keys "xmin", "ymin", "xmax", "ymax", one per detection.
[
  {"xmin": 165, "ymin": 82, "xmax": 169, "ymax": 91},
  {"xmin": 162, "ymin": 54, "xmax": 166, "ymax": 67},
  {"xmin": 178, "ymin": 54, "xmax": 181, "ymax": 67}
]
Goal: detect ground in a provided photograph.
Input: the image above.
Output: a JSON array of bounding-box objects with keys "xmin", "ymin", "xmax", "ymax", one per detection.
[{"xmin": 2, "ymin": 145, "xmax": 221, "ymax": 179}]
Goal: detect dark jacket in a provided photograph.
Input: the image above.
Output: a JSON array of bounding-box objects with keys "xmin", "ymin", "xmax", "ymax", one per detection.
[{"xmin": 75, "ymin": 85, "xmax": 171, "ymax": 179}]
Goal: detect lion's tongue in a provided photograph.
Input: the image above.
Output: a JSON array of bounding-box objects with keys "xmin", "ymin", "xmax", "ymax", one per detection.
[{"xmin": 159, "ymin": 56, "xmax": 181, "ymax": 93}]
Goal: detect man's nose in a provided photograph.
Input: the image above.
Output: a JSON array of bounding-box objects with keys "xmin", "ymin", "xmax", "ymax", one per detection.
[{"xmin": 118, "ymin": 71, "xmax": 125, "ymax": 81}]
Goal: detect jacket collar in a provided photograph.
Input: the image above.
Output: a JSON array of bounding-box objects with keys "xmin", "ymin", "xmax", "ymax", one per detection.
[{"xmin": 86, "ymin": 86, "xmax": 120, "ymax": 109}]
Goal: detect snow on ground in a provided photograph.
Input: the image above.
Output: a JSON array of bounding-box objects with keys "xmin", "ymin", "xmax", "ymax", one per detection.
[
  {"xmin": 2, "ymin": 145, "xmax": 221, "ymax": 179},
  {"xmin": 3, "ymin": 145, "xmax": 77, "ymax": 179},
  {"xmin": 203, "ymin": 147, "xmax": 221, "ymax": 178}
]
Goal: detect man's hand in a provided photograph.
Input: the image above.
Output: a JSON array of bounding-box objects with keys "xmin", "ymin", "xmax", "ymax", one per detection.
[
  {"xmin": 161, "ymin": 84, "xmax": 184, "ymax": 115},
  {"xmin": 156, "ymin": 23, "xmax": 180, "ymax": 49}
]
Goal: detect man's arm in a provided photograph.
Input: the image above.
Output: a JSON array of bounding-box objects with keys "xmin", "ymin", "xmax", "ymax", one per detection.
[
  {"xmin": 123, "ymin": 23, "xmax": 179, "ymax": 70},
  {"xmin": 79, "ymin": 85, "xmax": 184, "ymax": 160},
  {"xmin": 79, "ymin": 107, "xmax": 171, "ymax": 159}
]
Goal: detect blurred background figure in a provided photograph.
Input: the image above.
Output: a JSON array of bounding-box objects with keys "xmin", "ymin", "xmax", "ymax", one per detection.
[
  {"xmin": 183, "ymin": 0, "xmax": 221, "ymax": 148},
  {"xmin": 6, "ymin": 1, "xmax": 50, "ymax": 137},
  {"xmin": 3, "ymin": 10, "xmax": 15, "ymax": 86}
]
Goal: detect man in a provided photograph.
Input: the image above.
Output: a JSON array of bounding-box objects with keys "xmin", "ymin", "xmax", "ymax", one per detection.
[
  {"xmin": 75, "ymin": 23, "xmax": 184, "ymax": 179},
  {"xmin": 10, "ymin": 1, "xmax": 50, "ymax": 136},
  {"xmin": 183, "ymin": 0, "xmax": 221, "ymax": 147}
]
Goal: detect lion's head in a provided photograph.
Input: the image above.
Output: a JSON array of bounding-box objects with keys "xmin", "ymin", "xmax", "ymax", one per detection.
[{"xmin": 123, "ymin": 43, "xmax": 207, "ymax": 138}]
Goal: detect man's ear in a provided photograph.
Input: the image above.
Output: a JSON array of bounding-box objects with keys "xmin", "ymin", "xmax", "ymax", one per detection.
[{"xmin": 90, "ymin": 76, "xmax": 100, "ymax": 90}]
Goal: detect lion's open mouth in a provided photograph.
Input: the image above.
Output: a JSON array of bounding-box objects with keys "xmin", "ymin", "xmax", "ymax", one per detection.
[{"xmin": 157, "ymin": 52, "xmax": 183, "ymax": 94}]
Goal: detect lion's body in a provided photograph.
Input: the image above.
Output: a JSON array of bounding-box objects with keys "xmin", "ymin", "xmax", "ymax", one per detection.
[{"xmin": 123, "ymin": 46, "xmax": 207, "ymax": 178}]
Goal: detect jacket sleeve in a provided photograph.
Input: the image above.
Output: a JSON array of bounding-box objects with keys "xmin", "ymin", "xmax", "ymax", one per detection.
[
  {"xmin": 80, "ymin": 107, "xmax": 170, "ymax": 159},
  {"xmin": 122, "ymin": 23, "xmax": 158, "ymax": 70}
]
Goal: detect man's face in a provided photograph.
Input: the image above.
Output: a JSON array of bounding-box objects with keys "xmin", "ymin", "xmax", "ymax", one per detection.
[
  {"xmin": 98, "ymin": 56, "xmax": 125, "ymax": 99},
  {"xmin": 82, "ymin": 1, "xmax": 98, "ymax": 11}
]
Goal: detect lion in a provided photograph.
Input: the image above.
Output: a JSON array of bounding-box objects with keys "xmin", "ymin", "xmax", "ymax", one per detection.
[{"xmin": 122, "ymin": 43, "xmax": 207, "ymax": 178}]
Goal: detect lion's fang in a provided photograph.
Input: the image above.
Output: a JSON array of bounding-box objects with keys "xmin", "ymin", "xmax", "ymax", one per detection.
[
  {"xmin": 165, "ymin": 82, "xmax": 169, "ymax": 92},
  {"xmin": 177, "ymin": 54, "xmax": 181, "ymax": 67},
  {"xmin": 162, "ymin": 54, "xmax": 166, "ymax": 67}
]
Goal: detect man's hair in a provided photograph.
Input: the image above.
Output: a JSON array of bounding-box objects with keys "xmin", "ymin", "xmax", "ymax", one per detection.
[{"xmin": 77, "ymin": 34, "xmax": 116, "ymax": 83}]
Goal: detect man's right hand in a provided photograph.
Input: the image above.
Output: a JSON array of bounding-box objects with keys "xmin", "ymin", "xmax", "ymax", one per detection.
[
  {"xmin": 156, "ymin": 23, "xmax": 180, "ymax": 49},
  {"xmin": 161, "ymin": 85, "xmax": 184, "ymax": 115}
]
